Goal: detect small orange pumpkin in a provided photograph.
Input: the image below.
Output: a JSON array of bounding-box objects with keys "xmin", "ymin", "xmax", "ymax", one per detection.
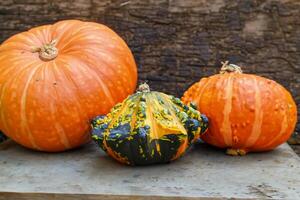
[
  {"xmin": 182, "ymin": 61, "xmax": 297, "ymax": 155},
  {"xmin": 0, "ymin": 20, "xmax": 137, "ymax": 152}
]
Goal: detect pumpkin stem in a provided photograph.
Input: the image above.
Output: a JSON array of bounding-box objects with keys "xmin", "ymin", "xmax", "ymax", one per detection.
[
  {"xmin": 31, "ymin": 39, "xmax": 58, "ymax": 61},
  {"xmin": 226, "ymin": 148, "xmax": 247, "ymax": 156},
  {"xmin": 137, "ymin": 82, "xmax": 150, "ymax": 92},
  {"xmin": 220, "ymin": 61, "xmax": 243, "ymax": 74}
]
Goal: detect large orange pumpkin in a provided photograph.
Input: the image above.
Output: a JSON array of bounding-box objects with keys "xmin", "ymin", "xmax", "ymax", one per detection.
[
  {"xmin": 182, "ymin": 61, "xmax": 297, "ymax": 155},
  {"xmin": 0, "ymin": 20, "xmax": 137, "ymax": 152}
]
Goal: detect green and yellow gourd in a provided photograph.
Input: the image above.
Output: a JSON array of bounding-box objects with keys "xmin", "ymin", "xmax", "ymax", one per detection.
[
  {"xmin": 91, "ymin": 83, "xmax": 208, "ymax": 165},
  {"xmin": 0, "ymin": 131, "xmax": 7, "ymax": 144}
]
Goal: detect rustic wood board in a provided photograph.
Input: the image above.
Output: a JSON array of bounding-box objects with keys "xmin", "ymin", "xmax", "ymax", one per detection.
[{"xmin": 0, "ymin": 141, "xmax": 299, "ymax": 200}]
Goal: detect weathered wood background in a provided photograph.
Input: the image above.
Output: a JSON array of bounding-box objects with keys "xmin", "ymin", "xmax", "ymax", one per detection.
[{"xmin": 0, "ymin": 0, "xmax": 299, "ymax": 133}]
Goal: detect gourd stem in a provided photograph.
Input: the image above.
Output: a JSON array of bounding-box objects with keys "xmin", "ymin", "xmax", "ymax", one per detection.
[
  {"xmin": 220, "ymin": 61, "xmax": 243, "ymax": 74},
  {"xmin": 31, "ymin": 39, "xmax": 58, "ymax": 61},
  {"xmin": 137, "ymin": 82, "xmax": 150, "ymax": 92}
]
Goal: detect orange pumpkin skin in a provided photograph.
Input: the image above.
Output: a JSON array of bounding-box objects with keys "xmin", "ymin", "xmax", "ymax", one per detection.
[
  {"xmin": 182, "ymin": 64, "xmax": 297, "ymax": 155},
  {"xmin": 0, "ymin": 20, "xmax": 137, "ymax": 152}
]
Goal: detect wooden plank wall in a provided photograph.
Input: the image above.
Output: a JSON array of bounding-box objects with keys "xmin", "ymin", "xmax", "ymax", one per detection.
[{"xmin": 0, "ymin": 0, "xmax": 299, "ymax": 133}]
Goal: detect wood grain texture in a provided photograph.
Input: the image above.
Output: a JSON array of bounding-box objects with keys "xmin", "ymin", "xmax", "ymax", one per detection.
[
  {"xmin": 0, "ymin": 192, "xmax": 233, "ymax": 200},
  {"xmin": 0, "ymin": 0, "xmax": 299, "ymax": 133},
  {"xmin": 0, "ymin": 141, "xmax": 299, "ymax": 199}
]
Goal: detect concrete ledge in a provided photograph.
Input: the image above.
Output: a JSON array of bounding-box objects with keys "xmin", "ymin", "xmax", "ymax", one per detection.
[{"xmin": 0, "ymin": 141, "xmax": 299, "ymax": 199}]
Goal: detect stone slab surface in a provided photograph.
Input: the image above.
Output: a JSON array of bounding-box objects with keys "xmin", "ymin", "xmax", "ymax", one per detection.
[{"xmin": 0, "ymin": 141, "xmax": 299, "ymax": 200}]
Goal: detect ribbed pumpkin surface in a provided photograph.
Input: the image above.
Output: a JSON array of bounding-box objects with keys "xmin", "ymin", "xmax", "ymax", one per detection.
[
  {"xmin": 182, "ymin": 63, "xmax": 297, "ymax": 155},
  {"xmin": 0, "ymin": 20, "xmax": 137, "ymax": 152}
]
